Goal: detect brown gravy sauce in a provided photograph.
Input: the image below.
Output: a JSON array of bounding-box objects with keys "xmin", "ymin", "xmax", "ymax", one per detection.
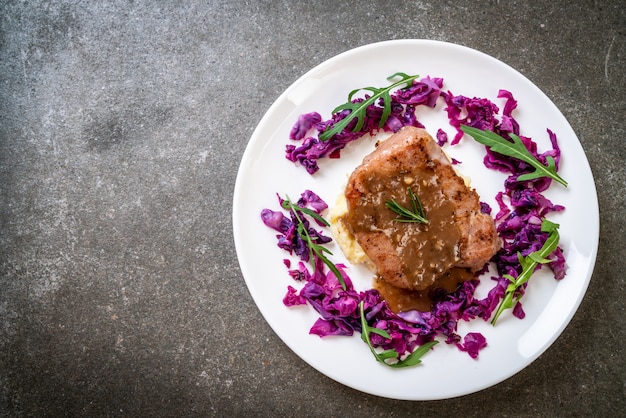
[
  {"xmin": 374, "ymin": 268, "xmax": 475, "ymax": 313},
  {"xmin": 345, "ymin": 165, "xmax": 461, "ymax": 290}
]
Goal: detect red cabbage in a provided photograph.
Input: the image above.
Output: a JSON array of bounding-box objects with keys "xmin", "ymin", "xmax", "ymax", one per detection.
[
  {"xmin": 286, "ymin": 77, "xmax": 442, "ymax": 174},
  {"xmin": 441, "ymin": 90, "xmax": 500, "ymax": 145},
  {"xmin": 497, "ymin": 89, "xmax": 520, "ymax": 135},
  {"xmin": 290, "ymin": 112, "xmax": 322, "ymax": 140},
  {"xmin": 435, "ymin": 128, "xmax": 448, "ymax": 146},
  {"xmin": 456, "ymin": 332, "xmax": 488, "ymax": 359},
  {"xmin": 260, "ymin": 192, "xmax": 332, "ymax": 262},
  {"xmin": 283, "ymin": 285, "xmax": 306, "ymax": 306},
  {"xmin": 447, "ymin": 90, "xmax": 567, "ymax": 316},
  {"xmin": 391, "ymin": 75, "xmax": 443, "ymax": 107},
  {"xmin": 513, "ymin": 301, "xmax": 526, "ymax": 319}
]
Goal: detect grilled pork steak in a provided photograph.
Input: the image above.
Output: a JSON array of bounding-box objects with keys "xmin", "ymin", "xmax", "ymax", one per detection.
[{"xmin": 343, "ymin": 126, "xmax": 500, "ymax": 291}]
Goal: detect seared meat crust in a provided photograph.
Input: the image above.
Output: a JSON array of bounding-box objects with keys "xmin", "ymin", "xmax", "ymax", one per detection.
[{"xmin": 344, "ymin": 126, "xmax": 500, "ymax": 290}]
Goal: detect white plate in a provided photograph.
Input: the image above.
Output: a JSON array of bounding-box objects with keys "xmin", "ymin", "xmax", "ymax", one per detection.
[{"xmin": 232, "ymin": 40, "xmax": 598, "ymax": 400}]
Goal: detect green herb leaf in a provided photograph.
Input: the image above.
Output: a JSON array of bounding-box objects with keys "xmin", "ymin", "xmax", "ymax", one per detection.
[
  {"xmin": 359, "ymin": 301, "xmax": 438, "ymax": 367},
  {"xmin": 491, "ymin": 219, "xmax": 561, "ymax": 325},
  {"xmin": 289, "ymin": 204, "xmax": 330, "ymax": 227},
  {"xmin": 281, "ymin": 196, "xmax": 346, "ymax": 290},
  {"xmin": 385, "ymin": 187, "xmax": 428, "ymax": 224},
  {"xmin": 319, "ymin": 72, "xmax": 420, "ymax": 142},
  {"xmin": 460, "ymin": 125, "xmax": 568, "ymax": 187}
]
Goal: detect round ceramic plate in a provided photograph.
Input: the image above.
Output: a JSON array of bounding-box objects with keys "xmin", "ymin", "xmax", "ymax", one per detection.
[{"xmin": 232, "ymin": 40, "xmax": 598, "ymax": 400}]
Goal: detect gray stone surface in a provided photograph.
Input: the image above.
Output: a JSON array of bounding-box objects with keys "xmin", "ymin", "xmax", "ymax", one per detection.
[{"xmin": 1, "ymin": 0, "xmax": 624, "ymax": 416}]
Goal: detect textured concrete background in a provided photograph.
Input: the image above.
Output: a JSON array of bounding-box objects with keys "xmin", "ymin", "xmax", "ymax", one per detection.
[{"xmin": 1, "ymin": 0, "xmax": 624, "ymax": 416}]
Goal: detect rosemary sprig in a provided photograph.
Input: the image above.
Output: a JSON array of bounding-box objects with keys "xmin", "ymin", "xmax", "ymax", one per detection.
[
  {"xmin": 359, "ymin": 301, "xmax": 438, "ymax": 367},
  {"xmin": 491, "ymin": 219, "xmax": 561, "ymax": 325},
  {"xmin": 385, "ymin": 187, "xmax": 428, "ymax": 224},
  {"xmin": 281, "ymin": 197, "xmax": 346, "ymax": 290},
  {"xmin": 460, "ymin": 125, "xmax": 568, "ymax": 187},
  {"xmin": 319, "ymin": 72, "xmax": 421, "ymax": 142}
]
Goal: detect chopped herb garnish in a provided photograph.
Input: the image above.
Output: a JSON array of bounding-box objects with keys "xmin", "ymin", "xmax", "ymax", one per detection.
[
  {"xmin": 460, "ymin": 125, "xmax": 567, "ymax": 187},
  {"xmin": 319, "ymin": 72, "xmax": 421, "ymax": 142},
  {"xmin": 491, "ymin": 219, "xmax": 561, "ymax": 325},
  {"xmin": 281, "ymin": 196, "xmax": 346, "ymax": 290},
  {"xmin": 385, "ymin": 187, "xmax": 428, "ymax": 224},
  {"xmin": 359, "ymin": 301, "xmax": 438, "ymax": 367}
]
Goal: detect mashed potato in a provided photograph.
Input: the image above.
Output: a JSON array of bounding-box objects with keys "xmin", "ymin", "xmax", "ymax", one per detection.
[{"xmin": 329, "ymin": 192, "xmax": 376, "ymax": 272}]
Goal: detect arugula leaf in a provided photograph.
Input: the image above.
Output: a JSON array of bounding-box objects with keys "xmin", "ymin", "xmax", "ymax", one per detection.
[
  {"xmin": 281, "ymin": 197, "xmax": 346, "ymax": 290},
  {"xmin": 359, "ymin": 301, "xmax": 438, "ymax": 367},
  {"xmin": 460, "ymin": 125, "xmax": 568, "ymax": 187},
  {"xmin": 319, "ymin": 72, "xmax": 420, "ymax": 142},
  {"xmin": 491, "ymin": 220, "xmax": 561, "ymax": 325}
]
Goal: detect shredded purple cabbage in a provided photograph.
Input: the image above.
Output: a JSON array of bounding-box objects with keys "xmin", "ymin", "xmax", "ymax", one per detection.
[
  {"xmin": 444, "ymin": 87, "xmax": 567, "ymax": 313},
  {"xmin": 435, "ymin": 128, "xmax": 448, "ymax": 147},
  {"xmin": 456, "ymin": 332, "xmax": 488, "ymax": 359},
  {"xmin": 260, "ymin": 191, "xmax": 331, "ymax": 262},
  {"xmin": 441, "ymin": 91, "xmax": 501, "ymax": 145},
  {"xmin": 286, "ymin": 76, "xmax": 443, "ymax": 174}
]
